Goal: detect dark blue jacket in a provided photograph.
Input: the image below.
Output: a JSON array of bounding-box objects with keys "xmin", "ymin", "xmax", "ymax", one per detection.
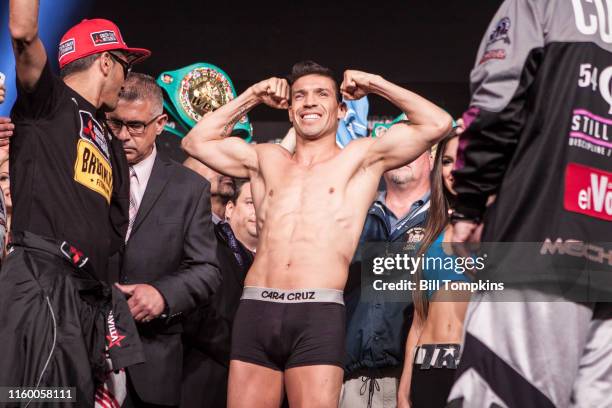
[{"xmin": 344, "ymin": 192, "xmax": 430, "ymax": 374}]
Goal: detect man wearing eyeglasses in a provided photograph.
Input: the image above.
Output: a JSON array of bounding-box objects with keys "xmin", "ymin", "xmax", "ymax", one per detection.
[
  {"xmin": 0, "ymin": 1, "xmax": 151, "ymax": 406},
  {"xmin": 106, "ymin": 73, "xmax": 221, "ymax": 408}
]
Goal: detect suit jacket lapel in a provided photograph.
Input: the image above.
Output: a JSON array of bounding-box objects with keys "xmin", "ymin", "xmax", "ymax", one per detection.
[{"xmin": 130, "ymin": 153, "xmax": 173, "ymax": 237}]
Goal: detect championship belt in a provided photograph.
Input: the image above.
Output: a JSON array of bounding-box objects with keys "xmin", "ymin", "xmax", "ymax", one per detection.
[
  {"xmin": 156, "ymin": 62, "xmax": 253, "ymax": 141},
  {"xmin": 370, "ymin": 114, "xmax": 457, "ymax": 158},
  {"xmin": 370, "ymin": 113, "xmax": 409, "ymax": 138}
]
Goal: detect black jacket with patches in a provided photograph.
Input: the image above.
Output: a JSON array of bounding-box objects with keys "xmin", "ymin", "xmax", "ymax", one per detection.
[{"xmin": 453, "ymin": 0, "xmax": 612, "ymax": 245}]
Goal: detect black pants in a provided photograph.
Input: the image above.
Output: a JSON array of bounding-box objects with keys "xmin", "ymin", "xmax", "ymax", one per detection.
[
  {"xmin": 123, "ymin": 376, "xmax": 178, "ymax": 408},
  {"xmin": 410, "ymin": 363, "xmax": 456, "ymax": 408}
]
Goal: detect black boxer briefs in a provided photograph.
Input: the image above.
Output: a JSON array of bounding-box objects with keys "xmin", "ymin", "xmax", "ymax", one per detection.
[{"xmin": 231, "ymin": 287, "xmax": 346, "ymax": 371}]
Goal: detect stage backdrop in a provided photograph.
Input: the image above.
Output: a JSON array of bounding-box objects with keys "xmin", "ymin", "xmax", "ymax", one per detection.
[{"xmin": 1, "ymin": 0, "xmax": 502, "ymax": 159}]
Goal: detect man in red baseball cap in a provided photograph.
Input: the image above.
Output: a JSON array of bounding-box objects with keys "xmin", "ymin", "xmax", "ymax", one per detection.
[{"xmin": 0, "ymin": 1, "xmax": 151, "ymax": 405}]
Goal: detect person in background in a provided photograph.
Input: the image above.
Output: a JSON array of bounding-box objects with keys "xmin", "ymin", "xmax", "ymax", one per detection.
[
  {"xmin": 182, "ymin": 179, "xmax": 257, "ymax": 408},
  {"xmin": 0, "ymin": 160, "xmax": 11, "ymax": 232},
  {"xmin": 341, "ymin": 147, "xmax": 432, "ymax": 408},
  {"xmin": 1, "ymin": 2, "xmax": 150, "ymax": 403},
  {"xmin": 184, "ymin": 156, "xmax": 236, "ymax": 223},
  {"xmin": 0, "ymin": 82, "xmax": 12, "ymax": 257},
  {"xmin": 0, "ymin": 77, "xmax": 6, "ymax": 103},
  {"xmin": 397, "ymin": 124, "xmax": 472, "ymax": 408},
  {"xmin": 449, "ymin": 1, "xmax": 612, "ymax": 406},
  {"xmin": 107, "ymin": 73, "xmax": 221, "ymax": 407}
]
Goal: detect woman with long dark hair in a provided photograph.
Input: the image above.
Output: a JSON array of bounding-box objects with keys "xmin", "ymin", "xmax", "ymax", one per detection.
[{"xmin": 397, "ymin": 121, "xmax": 473, "ymax": 408}]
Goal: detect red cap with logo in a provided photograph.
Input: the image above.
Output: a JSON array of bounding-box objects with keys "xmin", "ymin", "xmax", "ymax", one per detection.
[{"xmin": 58, "ymin": 18, "xmax": 151, "ymax": 68}]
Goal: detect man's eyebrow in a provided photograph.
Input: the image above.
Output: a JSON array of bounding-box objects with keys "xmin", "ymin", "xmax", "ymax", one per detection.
[
  {"xmin": 293, "ymin": 87, "xmax": 332, "ymax": 94},
  {"xmin": 107, "ymin": 116, "xmax": 144, "ymax": 124}
]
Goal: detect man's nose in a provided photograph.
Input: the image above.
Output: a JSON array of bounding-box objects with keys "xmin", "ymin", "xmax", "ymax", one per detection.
[
  {"xmin": 116, "ymin": 125, "xmax": 131, "ymax": 141},
  {"xmin": 304, "ymin": 93, "xmax": 317, "ymax": 107}
]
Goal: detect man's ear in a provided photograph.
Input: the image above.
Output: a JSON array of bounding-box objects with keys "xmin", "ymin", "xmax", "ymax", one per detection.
[
  {"xmin": 100, "ymin": 53, "xmax": 113, "ymax": 77},
  {"xmin": 155, "ymin": 113, "xmax": 168, "ymax": 136},
  {"xmin": 337, "ymin": 101, "xmax": 347, "ymax": 120},
  {"xmin": 225, "ymin": 200, "xmax": 235, "ymax": 221}
]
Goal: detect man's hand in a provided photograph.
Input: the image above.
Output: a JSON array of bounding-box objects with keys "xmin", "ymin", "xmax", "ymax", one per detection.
[
  {"xmin": 0, "ymin": 117, "xmax": 14, "ymax": 166},
  {"xmin": 0, "ymin": 83, "xmax": 5, "ymax": 104},
  {"xmin": 340, "ymin": 70, "xmax": 380, "ymax": 100},
  {"xmin": 451, "ymin": 221, "xmax": 484, "ymax": 258},
  {"xmin": 251, "ymin": 77, "xmax": 289, "ymax": 109},
  {"xmin": 115, "ymin": 283, "xmax": 166, "ymax": 323},
  {"xmin": 452, "ymin": 220, "xmax": 483, "ymax": 242}
]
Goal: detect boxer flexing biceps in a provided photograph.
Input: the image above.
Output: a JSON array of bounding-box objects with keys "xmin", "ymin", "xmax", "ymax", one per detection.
[{"xmin": 182, "ymin": 61, "xmax": 452, "ymax": 408}]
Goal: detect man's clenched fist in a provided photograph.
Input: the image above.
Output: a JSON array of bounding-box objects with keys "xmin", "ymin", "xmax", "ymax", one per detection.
[
  {"xmin": 340, "ymin": 70, "xmax": 381, "ymax": 100},
  {"xmin": 251, "ymin": 77, "xmax": 289, "ymax": 109}
]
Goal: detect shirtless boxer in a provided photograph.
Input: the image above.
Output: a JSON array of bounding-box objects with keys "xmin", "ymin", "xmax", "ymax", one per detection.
[{"xmin": 182, "ymin": 61, "xmax": 452, "ymax": 408}]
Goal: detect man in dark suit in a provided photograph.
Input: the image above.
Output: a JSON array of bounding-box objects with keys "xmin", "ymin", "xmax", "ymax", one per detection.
[
  {"xmin": 106, "ymin": 73, "xmax": 221, "ymax": 407},
  {"xmin": 181, "ymin": 179, "xmax": 257, "ymax": 408}
]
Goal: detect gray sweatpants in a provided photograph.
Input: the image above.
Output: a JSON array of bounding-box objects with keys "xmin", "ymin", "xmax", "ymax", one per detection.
[
  {"xmin": 447, "ymin": 289, "xmax": 612, "ymax": 408},
  {"xmin": 340, "ymin": 367, "xmax": 401, "ymax": 408}
]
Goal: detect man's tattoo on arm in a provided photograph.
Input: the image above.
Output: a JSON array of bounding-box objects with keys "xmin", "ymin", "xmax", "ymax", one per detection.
[{"xmin": 221, "ymin": 100, "xmax": 256, "ymax": 137}]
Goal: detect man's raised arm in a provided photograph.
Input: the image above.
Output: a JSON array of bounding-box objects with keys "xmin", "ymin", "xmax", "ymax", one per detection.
[
  {"xmin": 182, "ymin": 77, "xmax": 289, "ymax": 178},
  {"xmin": 341, "ymin": 70, "xmax": 452, "ymax": 172},
  {"xmin": 10, "ymin": 0, "xmax": 47, "ymax": 91}
]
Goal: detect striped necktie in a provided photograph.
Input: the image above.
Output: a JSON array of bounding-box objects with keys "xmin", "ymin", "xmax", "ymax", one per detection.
[
  {"xmin": 126, "ymin": 167, "xmax": 139, "ymax": 241},
  {"xmin": 218, "ymin": 221, "xmax": 252, "ymax": 274}
]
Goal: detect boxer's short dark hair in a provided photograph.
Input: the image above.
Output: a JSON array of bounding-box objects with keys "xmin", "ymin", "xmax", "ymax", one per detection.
[
  {"xmin": 60, "ymin": 53, "xmax": 101, "ymax": 78},
  {"xmin": 287, "ymin": 61, "xmax": 341, "ymax": 102}
]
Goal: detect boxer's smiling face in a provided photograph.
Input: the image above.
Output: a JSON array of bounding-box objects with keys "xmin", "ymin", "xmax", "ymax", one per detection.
[{"xmin": 289, "ymin": 74, "xmax": 346, "ymax": 140}]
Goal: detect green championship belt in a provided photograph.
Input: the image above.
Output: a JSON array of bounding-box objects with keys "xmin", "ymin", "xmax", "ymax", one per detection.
[
  {"xmin": 157, "ymin": 62, "xmax": 253, "ymax": 142},
  {"xmin": 371, "ymin": 113, "xmax": 457, "ymax": 159},
  {"xmin": 371, "ymin": 112, "xmax": 458, "ymax": 137},
  {"xmin": 370, "ymin": 113, "xmax": 408, "ymax": 137}
]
